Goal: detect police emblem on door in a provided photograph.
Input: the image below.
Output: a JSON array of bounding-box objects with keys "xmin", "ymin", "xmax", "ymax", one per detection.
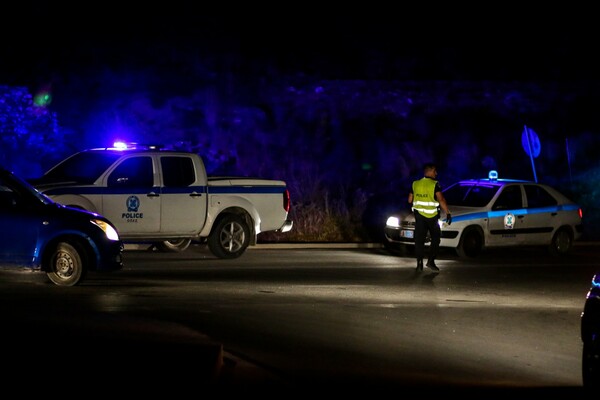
[
  {"xmin": 504, "ymin": 213, "xmax": 514, "ymax": 229},
  {"xmin": 123, "ymin": 196, "xmax": 143, "ymax": 222},
  {"xmin": 127, "ymin": 196, "xmax": 140, "ymax": 212}
]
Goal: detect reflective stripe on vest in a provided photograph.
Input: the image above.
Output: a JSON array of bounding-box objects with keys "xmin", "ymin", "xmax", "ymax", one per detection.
[{"xmin": 412, "ymin": 177, "xmax": 439, "ymax": 217}]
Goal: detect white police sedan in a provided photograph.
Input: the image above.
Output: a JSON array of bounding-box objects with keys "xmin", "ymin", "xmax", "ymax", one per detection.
[{"xmin": 384, "ymin": 171, "xmax": 584, "ymax": 258}]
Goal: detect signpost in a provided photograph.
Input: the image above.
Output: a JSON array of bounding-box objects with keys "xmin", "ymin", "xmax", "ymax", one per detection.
[{"xmin": 521, "ymin": 125, "xmax": 540, "ymax": 182}]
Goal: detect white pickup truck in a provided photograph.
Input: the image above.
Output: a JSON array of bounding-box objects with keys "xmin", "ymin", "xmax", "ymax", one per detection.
[{"xmin": 30, "ymin": 145, "xmax": 293, "ymax": 259}]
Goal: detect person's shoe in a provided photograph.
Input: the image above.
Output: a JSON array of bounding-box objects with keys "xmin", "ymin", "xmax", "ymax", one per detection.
[
  {"xmin": 416, "ymin": 260, "xmax": 423, "ymax": 272},
  {"xmin": 426, "ymin": 260, "xmax": 440, "ymax": 272}
]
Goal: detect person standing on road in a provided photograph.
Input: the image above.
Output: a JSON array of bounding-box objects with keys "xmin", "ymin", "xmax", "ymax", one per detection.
[{"xmin": 408, "ymin": 163, "xmax": 451, "ymax": 272}]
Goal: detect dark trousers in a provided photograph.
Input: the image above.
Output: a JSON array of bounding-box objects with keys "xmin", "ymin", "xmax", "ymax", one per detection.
[{"xmin": 414, "ymin": 212, "xmax": 441, "ymax": 262}]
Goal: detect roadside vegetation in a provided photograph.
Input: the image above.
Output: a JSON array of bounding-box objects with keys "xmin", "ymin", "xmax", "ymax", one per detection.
[{"xmin": 2, "ymin": 78, "xmax": 599, "ymax": 243}]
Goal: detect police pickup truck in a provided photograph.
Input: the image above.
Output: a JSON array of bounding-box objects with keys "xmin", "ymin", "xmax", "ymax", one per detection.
[{"xmin": 30, "ymin": 144, "xmax": 293, "ymax": 259}]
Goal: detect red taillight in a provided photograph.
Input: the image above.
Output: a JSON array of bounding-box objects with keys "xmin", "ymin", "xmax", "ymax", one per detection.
[
  {"xmin": 283, "ymin": 189, "xmax": 291, "ymax": 212},
  {"xmin": 579, "ymin": 208, "xmax": 583, "ymax": 219}
]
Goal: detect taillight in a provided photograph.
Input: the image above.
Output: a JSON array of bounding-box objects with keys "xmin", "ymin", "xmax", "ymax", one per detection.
[
  {"xmin": 283, "ymin": 189, "xmax": 291, "ymax": 212},
  {"xmin": 579, "ymin": 208, "xmax": 583, "ymax": 219}
]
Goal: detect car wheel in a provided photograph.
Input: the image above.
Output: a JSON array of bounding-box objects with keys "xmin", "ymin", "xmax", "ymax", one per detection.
[
  {"xmin": 156, "ymin": 239, "xmax": 192, "ymax": 253},
  {"xmin": 398, "ymin": 244, "xmax": 415, "ymax": 256},
  {"xmin": 383, "ymin": 242, "xmax": 415, "ymax": 257},
  {"xmin": 583, "ymin": 340, "xmax": 600, "ymax": 387},
  {"xmin": 208, "ymin": 215, "xmax": 250, "ymax": 259},
  {"xmin": 46, "ymin": 242, "xmax": 86, "ymax": 286},
  {"xmin": 549, "ymin": 228, "xmax": 573, "ymax": 257},
  {"xmin": 456, "ymin": 227, "xmax": 483, "ymax": 258}
]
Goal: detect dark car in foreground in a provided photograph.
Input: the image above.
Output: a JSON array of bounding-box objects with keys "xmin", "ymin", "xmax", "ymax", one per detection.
[
  {"xmin": 0, "ymin": 167, "xmax": 123, "ymax": 286},
  {"xmin": 582, "ymin": 272, "xmax": 600, "ymax": 387},
  {"xmin": 384, "ymin": 171, "xmax": 584, "ymax": 258}
]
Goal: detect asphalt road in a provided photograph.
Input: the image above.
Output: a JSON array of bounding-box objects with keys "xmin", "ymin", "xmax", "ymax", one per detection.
[{"xmin": 0, "ymin": 243, "xmax": 596, "ymax": 395}]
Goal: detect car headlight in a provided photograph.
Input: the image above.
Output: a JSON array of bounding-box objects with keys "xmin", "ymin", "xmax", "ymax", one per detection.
[
  {"xmin": 91, "ymin": 219, "xmax": 120, "ymax": 241},
  {"xmin": 386, "ymin": 216, "xmax": 401, "ymax": 228}
]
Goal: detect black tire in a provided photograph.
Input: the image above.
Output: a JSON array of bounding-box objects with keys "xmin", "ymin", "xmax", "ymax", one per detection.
[
  {"xmin": 46, "ymin": 242, "xmax": 86, "ymax": 286},
  {"xmin": 549, "ymin": 228, "xmax": 573, "ymax": 257},
  {"xmin": 456, "ymin": 228, "xmax": 484, "ymax": 258},
  {"xmin": 207, "ymin": 215, "xmax": 250, "ymax": 259},
  {"xmin": 583, "ymin": 340, "xmax": 600, "ymax": 387},
  {"xmin": 395, "ymin": 244, "xmax": 415, "ymax": 257},
  {"xmin": 383, "ymin": 242, "xmax": 414, "ymax": 257},
  {"xmin": 156, "ymin": 239, "xmax": 192, "ymax": 253}
]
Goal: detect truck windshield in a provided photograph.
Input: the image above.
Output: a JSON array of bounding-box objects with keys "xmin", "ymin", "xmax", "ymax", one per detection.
[{"xmin": 34, "ymin": 152, "xmax": 122, "ymax": 184}]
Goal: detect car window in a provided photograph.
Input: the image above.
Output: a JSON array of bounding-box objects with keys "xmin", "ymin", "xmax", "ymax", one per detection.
[
  {"xmin": 161, "ymin": 156, "xmax": 195, "ymax": 187},
  {"xmin": 524, "ymin": 184, "xmax": 557, "ymax": 208},
  {"xmin": 107, "ymin": 157, "xmax": 154, "ymax": 188},
  {"xmin": 443, "ymin": 182, "xmax": 499, "ymax": 207},
  {"xmin": 0, "ymin": 182, "xmax": 16, "ymax": 208},
  {"xmin": 492, "ymin": 185, "xmax": 523, "ymax": 210}
]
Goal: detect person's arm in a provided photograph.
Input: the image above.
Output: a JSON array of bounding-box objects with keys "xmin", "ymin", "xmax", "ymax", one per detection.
[
  {"xmin": 408, "ymin": 192, "xmax": 413, "ymax": 205},
  {"xmin": 436, "ymin": 190, "xmax": 450, "ymax": 215}
]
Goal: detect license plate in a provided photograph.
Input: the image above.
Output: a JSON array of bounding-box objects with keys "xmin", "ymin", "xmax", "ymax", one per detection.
[{"xmin": 401, "ymin": 230, "xmax": 414, "ymax": 239}]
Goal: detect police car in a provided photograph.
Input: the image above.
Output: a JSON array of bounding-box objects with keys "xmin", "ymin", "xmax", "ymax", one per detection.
[
  {"xmin": 384, "ymin": 171, "xmax": 584, "ymax": 257},
  {"xmin": 29, "ymin": 143, "xmax": 293, "ymax": 259}
]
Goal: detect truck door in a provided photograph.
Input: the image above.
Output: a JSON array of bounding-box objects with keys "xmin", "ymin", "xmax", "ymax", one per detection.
[
  {"xmin": 101, "ymin": 156, "xmax": 161, "ymax": 235},
  {"xmin": 158, "ymin": 155, "xmax": 207, "ymax": 234}
]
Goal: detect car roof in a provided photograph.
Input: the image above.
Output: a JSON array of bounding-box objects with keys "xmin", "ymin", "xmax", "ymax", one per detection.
[
  {"xmin": 457, "ymin": 178, "xmax": 533, "ymax": 185},
  {"xmin": 83, "ymin": 146, "xmax": 182, "ymax": 155}
]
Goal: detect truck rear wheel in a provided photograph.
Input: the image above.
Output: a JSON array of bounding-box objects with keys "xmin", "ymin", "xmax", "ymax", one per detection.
[{"xmin": 208, "ymin": 215, "xmax": 250, "ymax": 259}]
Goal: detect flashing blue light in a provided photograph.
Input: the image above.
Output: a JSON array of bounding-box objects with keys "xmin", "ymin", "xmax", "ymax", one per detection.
[
  {"xmin": 488, "ymin": 170, "xmax": 498, "ymax": 180},
  {"xmin": 113, "ymin": 141, "xmax": 128, "ymax": 149}
]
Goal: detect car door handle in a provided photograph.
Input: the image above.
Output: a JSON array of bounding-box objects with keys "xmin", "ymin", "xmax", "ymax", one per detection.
[
  {"xmin": 147, "ymin": 192, "xmax": 159, "ymax": 197},
  {"xmin": 190, "ymin": 192, "xmax": 203, "ymax": 197}
]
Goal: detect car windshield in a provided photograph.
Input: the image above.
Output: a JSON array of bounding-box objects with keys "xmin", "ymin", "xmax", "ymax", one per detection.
[
  {"xmin": 33, "ymin": 151, "xmax": 122, "ymax": 184},
  {"xmin": 1, "ymin": 169, "xmax": 53, "ymax": 206},
  {"xmin": 443, "ymin": 181, "xmax": 501, "ymax": 207}
]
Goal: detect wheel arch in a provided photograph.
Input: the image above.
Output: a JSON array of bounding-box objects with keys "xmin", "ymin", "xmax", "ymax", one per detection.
[
  {"xmin": 210, "ymin": 207, "xmax": 256, "ymax": 245},
  {"xmin": 40, "ymin": 234, "xmax": 95, "ymax": 273},
  {"xmin": 549, "ymin": 225, "xmax": 575, "ymax": 256},
  {"xmin": 456, "ymin": 225, "xmax": 485, "ymax": 258}
]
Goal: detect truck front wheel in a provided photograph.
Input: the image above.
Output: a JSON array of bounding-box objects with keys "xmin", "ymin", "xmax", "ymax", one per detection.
[
  {"xmin": 208, "ymin": 215, "xmax": 250, "ymax": 259},
  {"xmin": 156, "ymin": 239, "xmax": 192, "ymax": 253}
]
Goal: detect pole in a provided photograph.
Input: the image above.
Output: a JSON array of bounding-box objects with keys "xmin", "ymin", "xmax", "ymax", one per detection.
[
  {"xmin": 565, "ymin": 137, "xmax": 573, "ymax": 184},
  {"xmin": 524, "ymin": 125, "xmax": 538, "ymax": 183}
]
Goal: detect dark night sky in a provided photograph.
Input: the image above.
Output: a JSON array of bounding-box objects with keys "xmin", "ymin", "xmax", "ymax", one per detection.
[{"xmin": 3, "ymin": 5, "xmax": 600, "ymax": 85}]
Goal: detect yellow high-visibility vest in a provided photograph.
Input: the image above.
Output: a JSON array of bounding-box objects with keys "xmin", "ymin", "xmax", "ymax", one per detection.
[{"xmin": 412, "ymin": 178, "xmax": 439, "ymax": 218}]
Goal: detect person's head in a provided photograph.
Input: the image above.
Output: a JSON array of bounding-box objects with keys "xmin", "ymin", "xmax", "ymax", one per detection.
[{"xmin": 423, "ymin": 163, "xmax": 437, "ymax": 178}]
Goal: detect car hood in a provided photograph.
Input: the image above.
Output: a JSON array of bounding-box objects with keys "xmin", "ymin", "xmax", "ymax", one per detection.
[
  {"xmin": 395, "ymin": 205, "xmax": 478, "ymax": 222},
  {"xmin": 30, "ymin": 180, "xmax": 84, "ymax": 191},
  {"xmin": 42, "ymin": 201, "xmax": 102, "ymax": 220}
]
